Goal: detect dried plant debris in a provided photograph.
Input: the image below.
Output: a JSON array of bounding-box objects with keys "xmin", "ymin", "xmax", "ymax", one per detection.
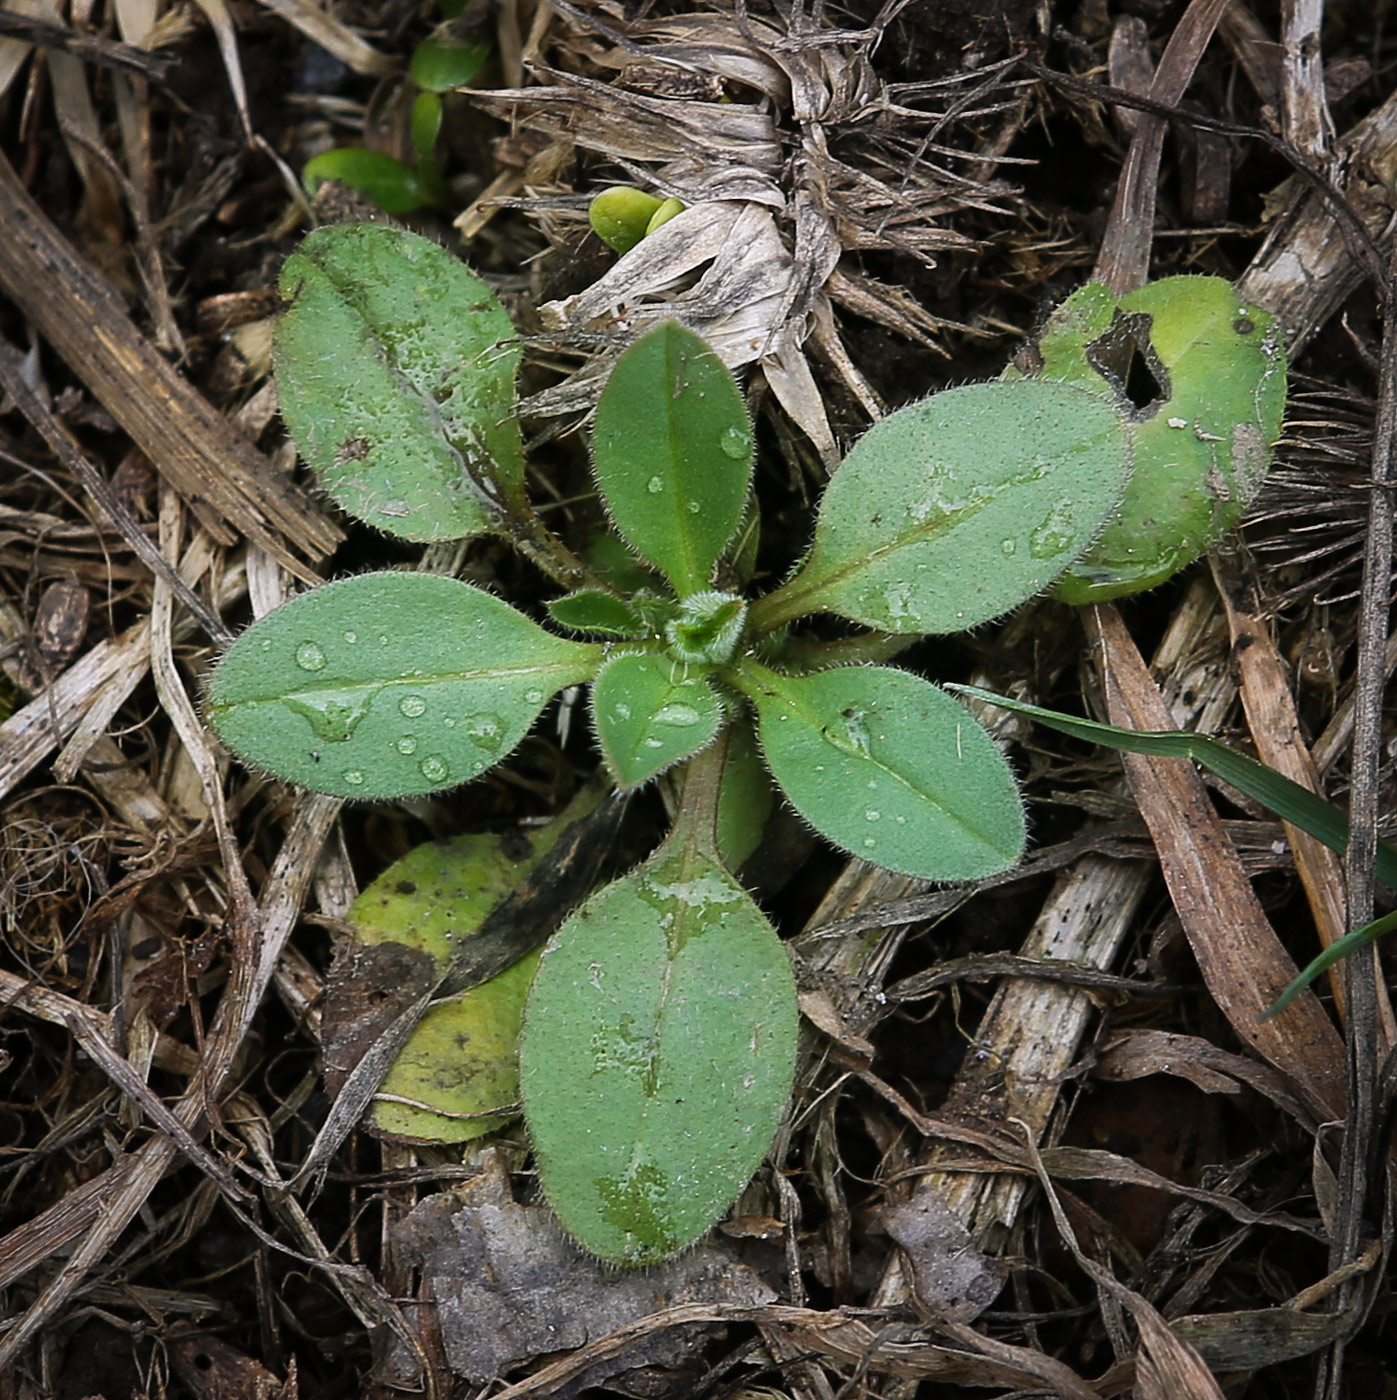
[
  {"xmin": 394, "ymin": 1160, "xmax": 778, "ymax": 1391},
  {"xmin": 879, "ymin": 1189, "xmax": 1006, "ymax": 1321},
  {"xmin": 470, "ymin": 4, "xmax": 1024, "ymax": 458},
  {"xmin": 1245, "ymin": 381, "xmax": 1388, "ymax": 607}
]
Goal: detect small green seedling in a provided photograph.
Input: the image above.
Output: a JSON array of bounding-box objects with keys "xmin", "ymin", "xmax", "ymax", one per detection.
[
  {"xmin": 302, "ymin": 6, "xmax": 490, "ymax": 215},
  {"xmin": 207, "ymin": 224, "xmax": 1286, "ymax": 1264}
]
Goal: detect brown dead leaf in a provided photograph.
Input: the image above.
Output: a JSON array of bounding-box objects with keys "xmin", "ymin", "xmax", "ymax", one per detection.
[
  {"xmin": 881, "ymin": 1190, "xmax": 1006, "ymax": 1322},
  {"xmin": 395, "ymin": 1170, "xmax": 779, "ymax": 1392},
  {"xmin": 1090, "ymin": 605, "xmax": 1347, "ymax": 1122}
]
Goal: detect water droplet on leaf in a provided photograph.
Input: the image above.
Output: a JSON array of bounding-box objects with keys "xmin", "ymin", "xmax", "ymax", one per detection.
[
  {"xmin": 396, "ymin": 736, "xmax": 418, "ymax": 754},
  {"xmin": 654, "ymin": 703, "xmax": 701, "ymax": 727},
  {"xmin": 464, "ymin": 712, "xmax": 504, "ymax": 751},
  {"xmin": 719, "ymin": 426, "xmax": 751, "ymax": 459},
  {"xmin": 419, "ymin": 754, "xmax": 449, "ymax": 782},
  {"xmin": 284, "ymin": 689, "xmax": 376, "ymax": 743},
  {"xmin": 646, "ymin": 476, "xmax": 664, "ymax": 494},
  {"xmin": 343, "ymin": 769, "xmax": 364, "ymax": 786},
  {"xmin": 399, "ymin": 695, "xmax": 427, "ymax": 718},
  {"xmin": 842, "ymin": 710, "xmax": 871, "ymax": 755},
  {"xmin": 295, "ymin": 641, "xmax": 326, "ymax": 671},
  {"xmin": 1029, "ymin": 508, "xmax": 1075, "ymax": 560}
]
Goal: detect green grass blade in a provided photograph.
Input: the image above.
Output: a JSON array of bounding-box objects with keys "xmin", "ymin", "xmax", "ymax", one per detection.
[
  {"xmin": 953, "ymin": 684, "xmax": 1397, "ymax": 890},
  {"xmin": 1260, "ymin": 909, "xmax": 1397, "ymax": 1019}
]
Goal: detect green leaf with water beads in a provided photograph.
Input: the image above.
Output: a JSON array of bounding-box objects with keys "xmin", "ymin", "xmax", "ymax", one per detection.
[
  {"xmin": 1028, "ymin": 276, "xmax": 1288, "ymax": 603},
  {"xmin": 591, "ymin": 652, "xmax": 722, "ymax": 788},
  {"xmin": 519, "ymin": 840, "xmax": 798, "ymax": 1265},
  {"xmin": 274, "ymin": 223, "xmax": 524, "ymax": 542},
  {"xmin": 592, "ymin": 321, "xmax": 754, "ymax": 596},
  {"xmin": 750, "ymin": 380, "xmax": 1133, "ymax": 636},
  {"xmin": 205, "ymin": 572, "xmax": 600, "ymax": 800},
  {"xmin": 734, "ymin": 662, "xmax": 1025, "ymax": 881}
]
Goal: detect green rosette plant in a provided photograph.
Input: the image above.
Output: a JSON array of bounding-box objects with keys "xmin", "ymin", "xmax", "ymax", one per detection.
[{"xmin": 206, "ymin": 222, "xmax": 1286, "ymax": 1264}]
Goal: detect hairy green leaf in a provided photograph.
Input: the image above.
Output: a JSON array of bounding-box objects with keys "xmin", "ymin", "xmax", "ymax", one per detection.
[
  {"xmin": 206, "ymin": 572, "xmax": 600, "ymax": 799},
  {"xmin": 275, "ymin": 223, "xmax": 523, "ymax": 542},
  {"xmin": 593, "ymin": 321, "xmax": 754, "ymax": 595},
  {"xmin": 547, "ymin": 589, "xmax": 646, "ymax": 638},
  {"xmin": 591, "ymin": 652, "xmax": 722, "ymax": 788},
  {"xmin": 663, "ymin": 590, "xmax": 747, "ymax": 666},
  {"xmin": 736, "ymin": 663, "xmax": 1025, "ymax": 880},
  {"xmin": 520, "ymin": 842, "xmax": 797, "ymax": 1264},
  {"xmin": 1026, "ymin": 277, "xmax": 1288, "ymax": 603},
  {"xmin": 754, "ymin": 380, "xmax": 1132, "ymax": 635}
]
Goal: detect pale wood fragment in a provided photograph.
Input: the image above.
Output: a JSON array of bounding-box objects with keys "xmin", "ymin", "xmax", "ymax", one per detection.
[{"xmin": 0, "ymin": 148, "xmax": 341, "ymax": 580}]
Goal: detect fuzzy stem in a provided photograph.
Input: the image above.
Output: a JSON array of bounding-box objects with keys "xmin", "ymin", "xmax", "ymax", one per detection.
[{"xmin": 667, "ymin": 728, "xmax": 731, "ymax": 865}]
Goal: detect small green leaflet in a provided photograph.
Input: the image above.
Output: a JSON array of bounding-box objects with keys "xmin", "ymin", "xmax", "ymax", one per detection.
[
  {"xmin": 589, "ymin": 186, "xmax": 666, "ymax": 254},
  {"xmin": 547, "ymin": 589, "xmax": 645, "ymax": 638},
  {"xmin": 591, "ymin": 652, "xmax": 722, "ymax": 788},
  {"xmin": 206, "ymin": 572, "xmax": 600, "ymax": 799},
  {"xmin": 409, "ymin": 29, "xmax": 491, "ymax": 93},
  {"xmin": 275, "ymin": 224, "xmax": 524, "ymax": 542},
  {"xmin": 520, "ymin": 842, "xmax": 798, "ymax": 1265},
  {"xmin": 302, "ymin": 149, "xmax": 437, "ymax": 215},
  {"xmin": 736, "ymin": 663, "xmax": 1026, "ymax": 881},
  {"xmin": 592, "ymin": 322, "xmax": 754, "ymax": 596}
]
